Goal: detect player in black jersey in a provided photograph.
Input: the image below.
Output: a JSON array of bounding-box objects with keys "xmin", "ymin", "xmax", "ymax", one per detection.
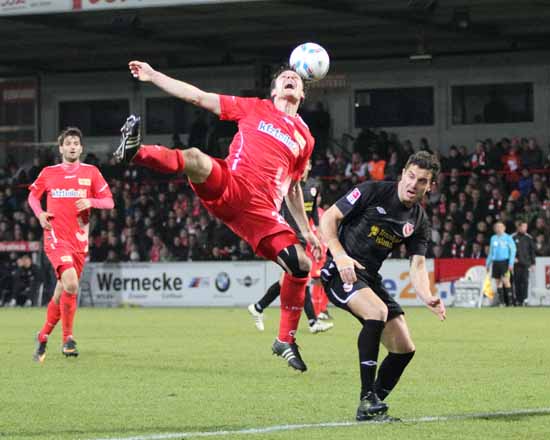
[
  {"xmin": 248, "ymin": 169, "xmax": 333, "ymax": 336},
  {"xmin": 320, "ymin": 151, "xmax": 446, "ymax": 421}
]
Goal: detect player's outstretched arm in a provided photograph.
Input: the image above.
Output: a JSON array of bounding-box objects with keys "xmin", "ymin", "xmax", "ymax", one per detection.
[
  {"xmin": 129, "ymin": 60, "xmax": 221, "ymax": 115},
  {"xmin": 410, "ymin": 255, "xmax": 446, "ymax": 321}
]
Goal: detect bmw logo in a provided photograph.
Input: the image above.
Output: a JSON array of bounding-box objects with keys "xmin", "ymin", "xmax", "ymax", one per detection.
[{"xmin": 215, "ymin": 272, "xmax": 231, "ymax": 292}]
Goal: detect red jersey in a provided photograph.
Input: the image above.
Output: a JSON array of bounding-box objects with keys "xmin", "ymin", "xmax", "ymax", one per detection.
[
  {"xmin": 219, "ymin": 95, "xmax": 315, "ymax": 210},
  {"xmin": 29, "ymin": 163, "xmax": 112, "ymax": 254}
]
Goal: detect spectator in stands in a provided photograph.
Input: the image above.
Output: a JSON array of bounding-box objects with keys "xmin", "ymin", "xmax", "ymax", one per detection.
[
  {"xmin": 468, "ymin": 242, "xmax": 485, "ymax": 259},
  {"xmin": 518, "ymin": 168, "xmax": 534, "ymax": 198},
  {"xmin": 522, "ymin": 138, "xmax": 544, "ymax": 170},
  {"xmin": 10, "ymin": 254, "xmax": 42, "ymax": 306},
  {"xmin": 234, "ymin": 239, "xmax": 255, "ymax": 260},
  {"xmin": 344, "ymin": 152, "xmax": 368, "ymax": 178},
  {"xmin": 470, "ymin": 141, "xmax": 487, "ymax": 172},
  {"xmin": 170, "ymin": 236, "xmax": 188, "ymax": 261},
  {"xmin": 534, "ymin": 233, "xmax": 549, "ymax": 256},
  {"xmin": 367, "ymin": 152, "xmax": 385, "ymax": 181}
]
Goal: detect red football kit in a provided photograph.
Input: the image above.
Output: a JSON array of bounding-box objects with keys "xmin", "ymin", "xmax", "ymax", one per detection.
[
  {"xmin": 133, "ymin": 95, "xmax": 316, "ymax": 344},
  {"xmin": 29, "ymin": 162, "xmax": 112, "ymax": 278},
  {"xmin": 30, "ymin": 161, "xmax": 112, "ymax": 346}
]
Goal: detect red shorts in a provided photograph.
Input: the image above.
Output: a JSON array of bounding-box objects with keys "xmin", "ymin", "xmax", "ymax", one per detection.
[
  {"xmin": 45, "ymin": 243, "xmax": 86, "ymax": 280},
  {"xmin": 191, "ymin": 158, "xmax": 299, "ymax": 261}
]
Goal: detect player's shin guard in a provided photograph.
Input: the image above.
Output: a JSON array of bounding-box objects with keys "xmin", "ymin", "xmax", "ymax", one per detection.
[
  {"xmin": 358, "ymin": 320, "xmax": 385, "ymax": 398},
  {"xmin": 133, "ymin": 145, "xmax": 185, "ymax": 174},
  {"xmin": 375, "ymin": 351, "xmax": 415, "ymax": 401},
  {"xmin": 38, "ymin": 299, "xmax": 61, "ymax": 343},
  {"xmin": 278, "ymin": 273, "xmax": 308, "ymax": 343},
  {"xmin": 60, "ymin": 291, "xmax": 78, "ymax": 342}
]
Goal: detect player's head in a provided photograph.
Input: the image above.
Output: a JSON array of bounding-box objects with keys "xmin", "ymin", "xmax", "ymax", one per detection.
[
  {"xmin": 494, "ymin": 221, "xmax": 506, "ymax": 235},
  {"xmin": 517, "ymin": 221, "xmax": 528, "ymax": 234},
  {"xmin": 270, "ymin": 64, "xmax": 305, "ymax": 106},
  {"xmin": 58, "ymin": 127, "xmax": 83, "ymax": 163},
  {"xmin": 398, "ymin": 151, "xmax": 440, "ymax": 206}
]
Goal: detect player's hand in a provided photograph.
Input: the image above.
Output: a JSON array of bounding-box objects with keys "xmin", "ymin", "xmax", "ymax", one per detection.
[
  {"xmin": 129, "ymin": 61, "xmax": 156, "ymax": 82},
  {"xmin": 508, "ymin": 265, "xmax": 514, "ymax": 274},
  {"xmin": 76, "ymin": 198, "xmax": 92, "ymax": 212},
  {"xmin": 304, "ymin": 230, "xmax": 322, "ymax": 261},
  {"xmin": 38, "ymin": 212, "xmax": 54, "ymax": 230},
  {"xmin": 426, "ymin": 297, "xmax": 446, "ymax": 321},
  {"xmin": 334, "ymin": 252, "xmax": 365, "ymax": 284}
]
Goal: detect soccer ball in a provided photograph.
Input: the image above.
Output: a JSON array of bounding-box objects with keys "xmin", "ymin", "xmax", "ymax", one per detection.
[{"xmin": 289, "ymin": 42, "xmax": 330, "ymax": 82}]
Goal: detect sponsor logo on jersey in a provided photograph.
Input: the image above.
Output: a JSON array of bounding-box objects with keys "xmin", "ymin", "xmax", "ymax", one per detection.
[
  {"xmin": 78, "ymin": 178, "xmax": 91, "ymax": 186},
  {"xmin": 60, "ymin": 255, "xmax": 73, "ymax": 263},
  {"xmin": 346, "ymin": 188, "xmax": 361, "ymax": 205},
  {"xmin": 64, "ymin": 175, "xmax": 76, "ymax": 179},
  {"xmin": 257, "ymin": 120, "xmax": 299, "ymax": 154},
  {"xmin": 51, "ymin": 188, "xmax": 87, "ymax": 198},
  {"xmin": 403, "ymin": 222, "xmax": 415, "ymax": 238},
  {"xmin": 376, "ymin": 206, "xmax": 387, "ymax": 215}
]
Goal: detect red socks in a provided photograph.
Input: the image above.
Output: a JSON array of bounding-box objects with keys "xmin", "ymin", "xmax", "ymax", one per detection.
[
  {"xmin": 60, "ymin": 291, "xmax": 78, "ymax": 342},
  {"xmin": 133, "ymin": 145, "xmax": 185, "ymax": 174},
  {"xmin": 278, "ymin": 273, "xmax": 308, "ymax": 343},
  {"xmin": 311, "ymin": 283, "xmax": 329, "ymax": 316},
  {"xmin": 38, "ymin": 299, "xmax": 61, "ymax": 343}
]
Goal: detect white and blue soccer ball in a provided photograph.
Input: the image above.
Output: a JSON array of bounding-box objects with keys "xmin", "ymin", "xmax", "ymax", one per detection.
[{"xmin": 289, "ymin": 42, "xmax": 330, "ymax": 82}]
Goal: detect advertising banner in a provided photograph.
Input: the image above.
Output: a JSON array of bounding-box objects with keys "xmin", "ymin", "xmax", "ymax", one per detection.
[{"xmin": 82, "ymin": 259, "xmax": 456, "ymax": 307}]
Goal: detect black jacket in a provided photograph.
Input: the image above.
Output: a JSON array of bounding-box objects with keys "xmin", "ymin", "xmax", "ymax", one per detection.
[{"xmin": 512, "ymin": 232, "xmax": 536, "ymax": 267}]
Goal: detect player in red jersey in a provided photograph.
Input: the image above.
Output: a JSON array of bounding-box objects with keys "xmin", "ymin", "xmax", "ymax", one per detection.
[
  {"xmin": 115, "ymin": 60, "xmax": 321, "ymax": 372},
  {"xmin": 31, "ymin": 127, "xmax": 114, "ymax": 362}
]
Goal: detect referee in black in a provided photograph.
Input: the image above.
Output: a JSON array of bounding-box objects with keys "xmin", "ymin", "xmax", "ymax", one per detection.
[
  {"xmin": 320, "ymin": 151, "xmax": 446, "ymax": 421},
  {"xmin": 512, "ymin": 221, "xmax": 536, "ymax": 306}
]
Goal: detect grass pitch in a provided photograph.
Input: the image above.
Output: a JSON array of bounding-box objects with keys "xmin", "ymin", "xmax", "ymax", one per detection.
[{"xmin": 1, "ymin": 306, "xmax": 549, "ymax": 440}]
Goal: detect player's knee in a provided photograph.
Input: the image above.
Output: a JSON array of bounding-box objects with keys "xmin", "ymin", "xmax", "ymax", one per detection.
[
  {"xmin": 358, "ymin": 304, "xmax": 387, "ymax": 322},
  {"xmin": 64, "ymin": 281, "xmax": 79, "ymax": 294},
  {"xmin": 277, "ymin": 246, "xmax": 309, "ymax": 278}
]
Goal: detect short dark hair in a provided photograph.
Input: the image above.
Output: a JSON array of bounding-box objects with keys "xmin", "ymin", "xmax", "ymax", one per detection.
[
  {"xmin": 58, "ymin": 127, "xmax": 83, "ymax": 146},
  {"xmin": 404, "ymin": 151, "xmax": 440, "ymax": 181},
  {"xmin": 269, "ymin": 64, "xmax": 307, "ymax": 102}
]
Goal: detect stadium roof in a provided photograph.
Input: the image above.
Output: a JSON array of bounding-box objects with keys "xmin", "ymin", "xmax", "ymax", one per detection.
[{"xmin": 2, "ymin": 0, "xmax": 550, "ymax": 73}]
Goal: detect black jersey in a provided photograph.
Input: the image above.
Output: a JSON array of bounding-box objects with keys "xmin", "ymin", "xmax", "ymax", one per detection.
[
  {"xmin": 334, "ymin": 181, "xmax": 430, "ymax": 273},
  {"xmin": 281, "ymin": 177, "xmax": 320, "ymax": 242}
]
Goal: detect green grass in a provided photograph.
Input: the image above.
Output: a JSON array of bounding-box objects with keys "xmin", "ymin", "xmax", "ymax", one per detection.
[{"xmin": 1, "ymin": 307, "xmax": 549, "ymax": 440}]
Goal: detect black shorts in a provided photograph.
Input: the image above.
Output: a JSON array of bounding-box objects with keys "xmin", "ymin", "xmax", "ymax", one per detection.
[
  {"xmin": 492, "ymin": 260, "xmax": 510, "ymax": 279},
  {"xmin": 320, "ymin": 260, "xmax": 404, "ymax": 322}
]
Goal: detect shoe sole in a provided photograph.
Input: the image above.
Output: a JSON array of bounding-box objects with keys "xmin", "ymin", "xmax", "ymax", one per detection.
[
  {"xmin": 114, "ymin": 116, "xmax": 141, "ymax": 163},
  {"xmin": 356, "ymin": 406, "xmax": 389, "ymax": 422}
]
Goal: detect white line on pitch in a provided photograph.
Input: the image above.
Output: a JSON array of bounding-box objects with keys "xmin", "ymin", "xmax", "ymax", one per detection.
[{"xmin": 87, "ymin": 407, "xmax": 550, "ymax": 440}]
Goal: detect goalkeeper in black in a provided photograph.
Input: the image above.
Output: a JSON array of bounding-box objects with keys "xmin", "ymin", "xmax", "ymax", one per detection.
[{"xmin": 320, "ymin": 151, "xmax": 446, "ymax": 421}]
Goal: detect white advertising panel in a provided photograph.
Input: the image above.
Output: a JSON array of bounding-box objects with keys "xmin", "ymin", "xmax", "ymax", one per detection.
[
  {"xmin": 81, "ymin": 259, "xmax": 455, "ymax": 308},
  {"xmin": 82, "ymin": 261, "xmax": 267, "ymax": 307}
]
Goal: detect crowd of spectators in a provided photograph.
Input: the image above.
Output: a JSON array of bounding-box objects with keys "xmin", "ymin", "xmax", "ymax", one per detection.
[{"xmin": 2, "ymin": 125, "xmax": 550, "ymax": 305}]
